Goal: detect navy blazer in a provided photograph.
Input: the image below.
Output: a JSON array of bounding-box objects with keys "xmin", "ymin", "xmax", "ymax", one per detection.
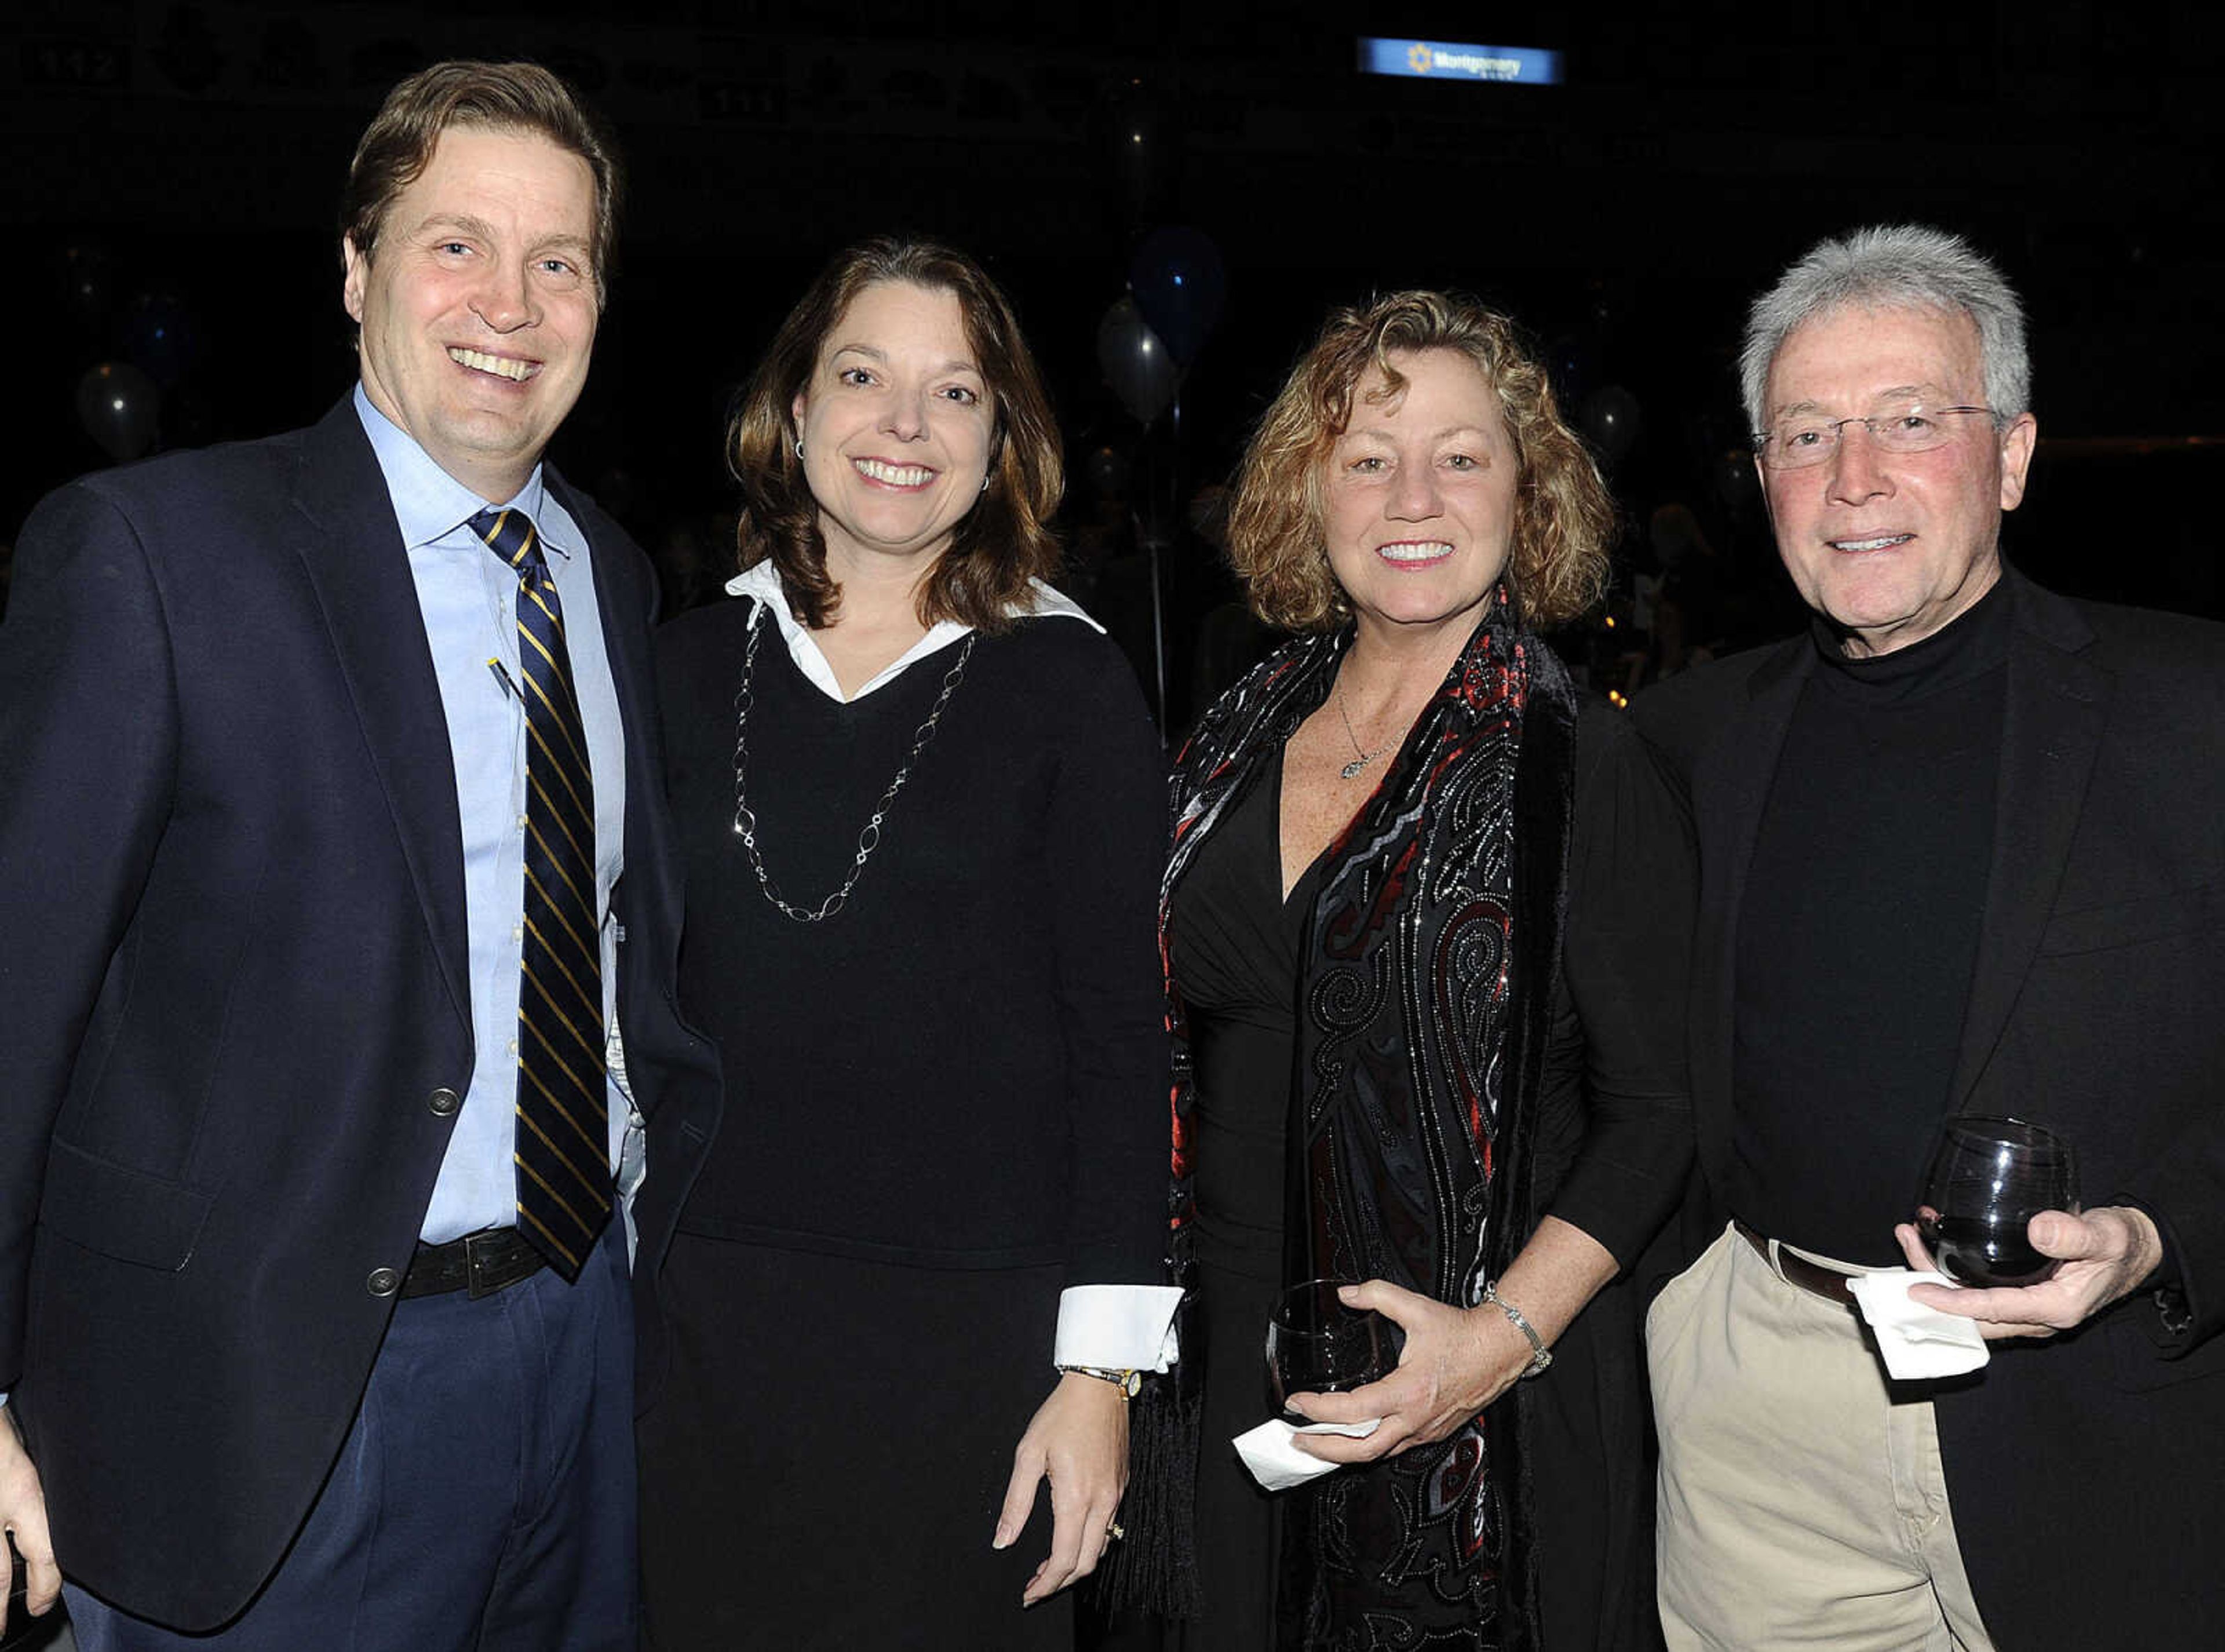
[
  {"xmin": 0, "ymin": 398, "xmax": 721, "ymax": 1629},
  {"xmin": 1636, "ymin": 569, "xmax": 2225, "ymax": 1649}
]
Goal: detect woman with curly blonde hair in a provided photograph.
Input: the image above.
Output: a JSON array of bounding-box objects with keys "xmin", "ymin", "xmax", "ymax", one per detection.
[{"xmin": 1139, "ymin": 291, "xmax": 1693, "ymax": 1649}]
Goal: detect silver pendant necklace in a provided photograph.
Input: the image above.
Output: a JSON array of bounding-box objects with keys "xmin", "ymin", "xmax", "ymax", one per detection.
[
  {"xmin": 731, "ymin": 611, "xmax": 976, "ymax": 922},
  {"xmin": 1334, "ymin": 672, "xmax": 1392, "ymax": 781}
]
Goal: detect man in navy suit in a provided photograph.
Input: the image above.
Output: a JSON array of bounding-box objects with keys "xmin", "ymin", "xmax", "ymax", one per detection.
[{"xmin": 0, "ymin": 61, "xmax": 717, "ymax": 1650}]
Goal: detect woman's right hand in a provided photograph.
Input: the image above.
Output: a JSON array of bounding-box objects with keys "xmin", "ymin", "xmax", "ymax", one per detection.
[
  {"xmin": 1286, "ymin": 1215, "xmax": 1621, "ymax": 1462},
  {"xmin": 992, "ymin": 1371, "xmax": 1130, "ymax": 1606},
  {"xmin": 1283, "ymin": 1279, "xmax": 1534, "ymax": 1461}
]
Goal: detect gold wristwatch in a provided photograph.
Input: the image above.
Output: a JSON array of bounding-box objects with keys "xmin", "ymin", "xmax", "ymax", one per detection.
[{"xmin": 1056, "ymin": 1363, "xmax": 1143, "ymax": 1399}]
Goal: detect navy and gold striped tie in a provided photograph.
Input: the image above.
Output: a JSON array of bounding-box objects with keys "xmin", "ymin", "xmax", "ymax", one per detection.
[{"xmin": 473, "ymin": 506, "xmax": 611, "ymax": 1282}]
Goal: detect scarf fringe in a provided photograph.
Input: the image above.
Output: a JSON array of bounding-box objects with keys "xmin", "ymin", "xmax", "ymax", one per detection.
[{"xmin": 1092, "ymin": 1370, "xmax": 1201, "ymax": 1618}]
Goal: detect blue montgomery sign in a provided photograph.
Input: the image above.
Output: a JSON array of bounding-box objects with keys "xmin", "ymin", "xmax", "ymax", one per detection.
[{"xmin": 1356, "ymin": 38, "xmax": 1563, "ymax": 86}]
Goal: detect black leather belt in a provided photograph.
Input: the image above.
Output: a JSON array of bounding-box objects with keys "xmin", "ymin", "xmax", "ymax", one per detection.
[
  {"xmin": 1734, "ymin": 1220, "xmax": 1858, "ymax": 1306},
  {"xmin": 402, "ymin": 1227, "xmax": 545, "ymax": 1300}
]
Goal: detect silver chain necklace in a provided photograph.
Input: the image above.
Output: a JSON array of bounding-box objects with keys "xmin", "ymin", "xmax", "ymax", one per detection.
[
  {"xmin": 1333, "ymin": 672, "xmax": 1393, "ymax": 781},
  {"xmin": 731, "ymin": 612, "xmax": 977, "ymax": 922}
]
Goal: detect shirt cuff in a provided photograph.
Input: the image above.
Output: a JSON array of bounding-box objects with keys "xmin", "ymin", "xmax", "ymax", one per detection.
[{"xmin": 1053, "ymin": 1284, "xmax": 1183, "ymax": 1373}]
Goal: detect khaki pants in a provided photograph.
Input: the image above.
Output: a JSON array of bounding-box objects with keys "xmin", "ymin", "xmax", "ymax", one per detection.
[{"xmin": 1647, "ymin": 1224, "xmax": 1996, "ymax": 1651}]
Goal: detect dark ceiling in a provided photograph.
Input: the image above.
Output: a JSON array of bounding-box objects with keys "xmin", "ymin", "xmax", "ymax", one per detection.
[{"xmin": 6, "ymin": 1, "xmax": 2221, "ymax": 626}]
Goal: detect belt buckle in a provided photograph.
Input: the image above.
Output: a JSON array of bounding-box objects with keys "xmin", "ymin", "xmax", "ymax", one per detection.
[{"xmin": 464, "ymin": 1230, "xmax": 510, "ymax": 1300}]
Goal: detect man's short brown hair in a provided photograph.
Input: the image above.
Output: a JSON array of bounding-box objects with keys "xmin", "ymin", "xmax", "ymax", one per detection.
[{"xmin": 340, "ymin": 60, "xmax": 622, "ymax": 303}]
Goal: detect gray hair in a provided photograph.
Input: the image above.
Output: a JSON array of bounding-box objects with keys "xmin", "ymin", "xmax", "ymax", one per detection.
[{"xmin": 1740, "ymin": 224, "xmax": 2030, "ymax": 431}]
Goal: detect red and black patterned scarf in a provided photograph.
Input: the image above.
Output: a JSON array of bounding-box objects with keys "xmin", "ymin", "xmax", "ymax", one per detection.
[{"xmin": 1118, "ymin": 587, "xmax": 1579, "ymax": 1649}]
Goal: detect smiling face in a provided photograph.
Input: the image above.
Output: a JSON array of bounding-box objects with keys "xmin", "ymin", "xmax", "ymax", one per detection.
[
  {"xmin": 1760, "ymin": 302, "xmax": 2037, "ymax": 657},
  {"xmin": 791, "ymin": 280, "xmax": 995, "ymax": 584},
  {"xmin": 343, "ymin": 124, "xmax": 599, "ymax": 504},
  {"xmin": 1322, "ymin": 348, "xmax": 1519, "ymax": 646}
]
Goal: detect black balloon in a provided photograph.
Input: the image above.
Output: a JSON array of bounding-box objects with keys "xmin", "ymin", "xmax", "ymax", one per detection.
[
  {"xmin": 1713, "ymin": 446, "xmax": 1763, "ymax": 514},
  {"xmin": 58, "ymin": 242, "xmax": 118, "ymax": 331},
  {"xmin": 1580, "ymin": 385, "xmax": 1643, "ymax": 466},
  {"xmin": 76, "ymin": 362, "xmax": 160, "ymax": 462},
  {"xmin": 1095, "ymin": 76, "xmax": 1180, "ymax": 225},
  {"xmin": 1085, "ymin": 444, "xmax": 1133, "ymax": 504},
  {"xmin": 1128, "ymin": 226, "xmax": 1226, "ymax": 367},
  {"xmin": 1097, "ymin": 297, "xmax": 1178, "ymax": 427}
]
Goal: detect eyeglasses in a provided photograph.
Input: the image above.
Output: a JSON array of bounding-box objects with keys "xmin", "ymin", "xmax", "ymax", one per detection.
[{"xmin": 1753, "ymin": 404, "xmax": 1999, "ymax": 470}]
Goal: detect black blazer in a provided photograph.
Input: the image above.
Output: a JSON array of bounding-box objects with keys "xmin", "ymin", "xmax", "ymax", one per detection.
[
  {"xmin": 1636, "ymin": 570, "xmax": 2225, "ymax": 1648},
  {"xmin": 0, "ymin": 399, "xmax": 721, "ymax": 1629}
]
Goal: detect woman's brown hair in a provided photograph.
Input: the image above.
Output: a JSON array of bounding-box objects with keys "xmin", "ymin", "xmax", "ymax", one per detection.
[{"xmin": 728, "ymin": 238, "xmax": 1063, "ymax": 632}]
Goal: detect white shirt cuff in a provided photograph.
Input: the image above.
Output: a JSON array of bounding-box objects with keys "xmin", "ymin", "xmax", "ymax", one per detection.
[{"xmin": 1053, "ymin": 1283, "xmax": 1183, "ymax": 1373}]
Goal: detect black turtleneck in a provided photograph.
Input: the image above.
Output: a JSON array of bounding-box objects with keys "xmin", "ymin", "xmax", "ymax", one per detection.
[{"xmin": 1730, "ymin": 578, "xmax": 2014, "ymax": 1264}]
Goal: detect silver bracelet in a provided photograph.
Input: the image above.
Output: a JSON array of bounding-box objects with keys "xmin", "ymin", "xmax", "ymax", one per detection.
[{"xmin": 1483, "ymin": 1280, "xmax": 1552, "ymax": 1379}]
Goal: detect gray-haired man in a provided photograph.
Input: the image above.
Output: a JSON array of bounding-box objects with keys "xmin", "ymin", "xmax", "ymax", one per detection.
[{"xmin": 1638, "ymin": 225, "xmax": 2225, "ymax": 1649}]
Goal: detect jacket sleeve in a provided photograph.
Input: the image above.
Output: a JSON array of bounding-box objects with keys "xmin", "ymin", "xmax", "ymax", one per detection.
[
  {"xmin": 0, "ymin": 480, "xmax": 180, "ymax": 1390},
  {"xmin": 1540, "ymin": 706, "xmax": 1697, "ymax": 1270}
]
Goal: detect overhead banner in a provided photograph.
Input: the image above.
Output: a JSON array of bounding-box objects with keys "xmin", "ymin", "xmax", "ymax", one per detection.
[{"xmin": 1357, "ymin": 38, "xmax": 1563, "ymax": 86}]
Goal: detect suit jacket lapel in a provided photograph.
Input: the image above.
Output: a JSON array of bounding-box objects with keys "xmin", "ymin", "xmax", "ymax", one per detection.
[
  {"xmin": 545, "ymin": 471, "xmax": 679, "ymax": 957},
  {"xmin": 285, "ymin": 397, "xmax": 472, "ymax": 1032},
  {"xmin": 1688, "ymin": 639, "xmax": 1810, "ymax": 1186},
  {"xmin": 547, "ymin": 469, "xmax": 652, "ymax": 826},
  {"xmin": 1948, "ymin": 575, "xmax": 2111, "ymax": 1106}
]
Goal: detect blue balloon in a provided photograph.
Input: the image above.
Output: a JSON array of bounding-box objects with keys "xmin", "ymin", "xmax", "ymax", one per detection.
[
  {"xmin": 118, "ymin": 288, "xmax": 203, "ymax": 390},
  {"xmin": 1547, "ymin": 332, "xmax": 1600, "ymax": 408},
  {"xmin": 1127, "ymin": 226, "xmax": 1226, "ymax": 368}
]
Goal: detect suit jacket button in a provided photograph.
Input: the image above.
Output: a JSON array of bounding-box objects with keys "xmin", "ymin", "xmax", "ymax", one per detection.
[
  {"xmin": 367, "ymin": 1267, "xmax": 401, "ymax": 1297},
  {"xmin": 427, "ymin": 1087, "xmax": 461, "ymax": 1117}
]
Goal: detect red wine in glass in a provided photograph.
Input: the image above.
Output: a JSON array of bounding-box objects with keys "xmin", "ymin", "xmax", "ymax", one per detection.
[
  {"xmin": 1914, "ymin": 1116, "xmax": 2079, "ymax": 1288},
  {"xmin": 1265, "ymin": 1278, "xmax": 1389, "ymax": 1418}
]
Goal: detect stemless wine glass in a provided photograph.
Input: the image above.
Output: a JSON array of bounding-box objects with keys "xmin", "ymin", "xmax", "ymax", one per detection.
[
  {"xmin": 1914, "ymin": 1115, "xmax": 2080, "ymax": 1287},
  {"xmin": 1265, "ymin": 1278, "xmax": 1390, "ymax": 1417}
]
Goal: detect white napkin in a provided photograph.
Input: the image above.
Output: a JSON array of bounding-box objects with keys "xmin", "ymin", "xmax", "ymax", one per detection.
[
  {"xmin": 1846, "ymin": 1269, "xmax": 1990, "ymax": 1380},
  {"xmin": 1233, "ymin": 1416, "xmax": 1383, "ymax": 1491}
]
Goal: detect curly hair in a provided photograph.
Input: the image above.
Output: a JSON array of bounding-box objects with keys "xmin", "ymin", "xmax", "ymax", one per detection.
[
  {"xmin": 727, "ymin": 237, "xmax": 1063, "ymax": 633},
  {"xmin": 1226, "ymin": 291, "xmax": 1611, "ymax": 632}
]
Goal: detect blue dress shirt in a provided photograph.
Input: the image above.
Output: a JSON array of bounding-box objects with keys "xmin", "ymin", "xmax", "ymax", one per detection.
[{"xmin": 353, "ymin": 388, "xmax": 633, "ymax": 1246}]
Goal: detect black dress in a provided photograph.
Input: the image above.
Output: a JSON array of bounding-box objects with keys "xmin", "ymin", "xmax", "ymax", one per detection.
[
  {"xmin": 1163, "ymin": 752, "xmax": 1321, "ymax": 1649},
  {"xmin": 1163, "ymin": 701, "xmax": 1691, "ymax": 1650},
  {"xmin": 639, "ymin": 596, "xmax": 1170, "ymax": 1651}
]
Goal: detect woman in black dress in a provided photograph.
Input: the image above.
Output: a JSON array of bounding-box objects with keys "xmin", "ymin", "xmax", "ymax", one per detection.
[
  {"xmin": 637, "ymin": 239, "xmax": 1179, "ymax": 1650},
  {"xmin": 1149, "ymin": 293, "xmax": 1693, "ymax": 1649}
]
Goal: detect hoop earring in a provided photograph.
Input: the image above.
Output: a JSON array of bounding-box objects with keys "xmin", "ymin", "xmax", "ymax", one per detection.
[{"xmin": 794, "ymin": 437, "xmax": 805, "ymax": 460}]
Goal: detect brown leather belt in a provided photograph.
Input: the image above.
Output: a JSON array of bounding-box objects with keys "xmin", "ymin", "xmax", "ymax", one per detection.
[
  {"xmin": 1734, "ymin": 1220, "xmax": 1858, "ymax": 1306},
  {"xmin": 401, "ymin": 1226, "xmax": 545, "ymax": 1300}
]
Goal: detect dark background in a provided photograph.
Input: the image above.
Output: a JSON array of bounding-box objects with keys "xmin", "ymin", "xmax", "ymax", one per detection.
[{"xmin": 7, "ymin": 0, "xmax": 2222, "ymax": 723}]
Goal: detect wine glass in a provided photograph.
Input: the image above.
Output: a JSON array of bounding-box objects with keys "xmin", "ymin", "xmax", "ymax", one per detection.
[
  {"xmin": 1265, "ymin": 1278, "xmax": 1390, "ymax": 1417},
  {"xmin": 1914, "ymin": 1116, "xmax": 2080, "ymax": 1287},
  {"xmin": 6, "ymin": 1531, "xmax": 27, "ymax": 1635}
]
